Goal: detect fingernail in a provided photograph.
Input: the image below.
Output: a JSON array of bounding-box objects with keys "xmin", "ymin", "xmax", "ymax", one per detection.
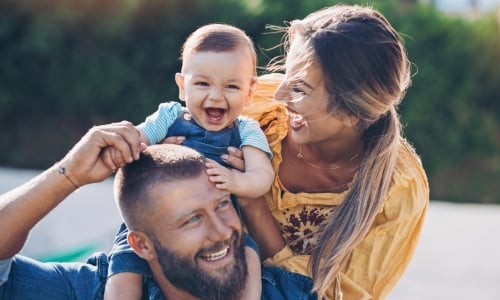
[{"xmin": 221, "ymin": 154, "xmax": 228, "ymax": 160}]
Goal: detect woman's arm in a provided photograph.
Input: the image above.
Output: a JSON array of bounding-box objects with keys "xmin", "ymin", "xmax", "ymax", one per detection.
[
  {"xmin": 238, "ymin": 196, "xmax": 285, "ymax": 259},
  {"xmin": 218, "ymin": 146, "xmax": 284, "ymax": 259}
]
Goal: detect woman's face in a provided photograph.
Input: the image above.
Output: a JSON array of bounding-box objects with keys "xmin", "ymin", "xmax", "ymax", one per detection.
[{"xmin": 275, "ymin": 36, "xmax": 354, "ymax": 145}]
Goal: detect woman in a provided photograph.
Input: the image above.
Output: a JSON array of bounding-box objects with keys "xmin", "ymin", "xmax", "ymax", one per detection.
[{"xmin": 236, "ymin": 4, "xmax": 429, "ymax": 299}]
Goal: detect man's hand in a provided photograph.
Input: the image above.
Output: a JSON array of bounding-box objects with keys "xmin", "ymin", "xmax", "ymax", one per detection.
[{"xmin": 59, "ymin": 121, "xmax": 146, "ymax": 187}]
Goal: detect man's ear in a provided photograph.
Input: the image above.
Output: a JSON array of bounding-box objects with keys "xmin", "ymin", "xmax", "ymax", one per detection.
[
  {"xmin": 175, "ymin": 73, "xmax": 186, "ymax": 102},
  {"xmin": 128, "ymin": 231, "xmax": 156, "ymax": 260}
]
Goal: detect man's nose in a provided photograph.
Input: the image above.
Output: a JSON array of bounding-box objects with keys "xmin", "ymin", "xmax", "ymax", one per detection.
[{"xmin": 207, "ymin": 215, "xmax": 233, "ymax": 242}]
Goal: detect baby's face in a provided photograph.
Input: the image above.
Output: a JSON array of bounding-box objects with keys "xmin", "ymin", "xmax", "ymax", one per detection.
[{"xmin": 176, "ymin": 49, "xmax": 256, "ymax": 132}]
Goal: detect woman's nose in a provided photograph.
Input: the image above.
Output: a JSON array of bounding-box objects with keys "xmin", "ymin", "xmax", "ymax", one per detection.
[{"xmin": 274, "ymin": 82, "xmax": 291, "ymax": 103}]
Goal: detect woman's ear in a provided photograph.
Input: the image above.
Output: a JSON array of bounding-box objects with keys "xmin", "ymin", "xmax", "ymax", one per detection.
[
  {"xmin": 175, "ymin": 73, "xmax": 186, "ymax": 102},
  {"xmin": 341, "ymin": 113, "xmax": 359, "ymax": 128},
  {"xmin": 128, "ymin": 231, "xmax": 156, "ymax": 261}
]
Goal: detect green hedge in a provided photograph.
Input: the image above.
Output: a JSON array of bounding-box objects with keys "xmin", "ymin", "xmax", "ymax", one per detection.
[{"xmin": 0, "ymin": 0, "xmax": 498, "ymax": 203}]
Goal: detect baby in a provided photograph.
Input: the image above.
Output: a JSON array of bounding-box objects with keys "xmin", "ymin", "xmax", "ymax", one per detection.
[{"xmin": 104, "ymin": 23, "xmax": 274, "ymax": 300}]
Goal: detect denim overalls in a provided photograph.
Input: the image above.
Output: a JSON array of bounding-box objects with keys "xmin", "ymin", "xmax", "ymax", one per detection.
[{"xmin": 166, "ymin": 111, "xmax": 242, "ymax": 168}]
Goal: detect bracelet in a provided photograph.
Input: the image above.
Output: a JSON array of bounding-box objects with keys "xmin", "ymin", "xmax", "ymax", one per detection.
[{"xmin": 58, "ymin": 166, "xmax": 79, "ymax": 189}]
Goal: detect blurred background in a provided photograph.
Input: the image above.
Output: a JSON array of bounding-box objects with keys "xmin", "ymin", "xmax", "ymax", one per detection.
[
  {"xmin": 0, "ymin": 0, "xmax": 499, "ymax": 203},
  {"xmin": 0, "ymin": 0, "xmax": 499, "ymax": 298},
  {"xmin": 0, "ymin": 0, "xmax": 498, "ymax": 204}
]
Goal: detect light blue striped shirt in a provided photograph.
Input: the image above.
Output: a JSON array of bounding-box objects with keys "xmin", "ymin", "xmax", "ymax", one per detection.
[{"xmin": 138, "ymin": 101, "xmax": 272, "ymax": 159}]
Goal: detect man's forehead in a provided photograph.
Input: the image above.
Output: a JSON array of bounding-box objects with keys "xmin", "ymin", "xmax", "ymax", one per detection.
[{"xmin": 149, "ymin": 175, "xmax": 229, "ymax": 211}]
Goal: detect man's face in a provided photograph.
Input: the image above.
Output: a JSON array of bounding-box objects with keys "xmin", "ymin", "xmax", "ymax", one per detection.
[
  {"xmin": 146, "ymin": 173, "xmax": 247, "ymax": 299},
  {"xmin": 152, "ymin": 231, "xmax": 247, "ymax": 300}
]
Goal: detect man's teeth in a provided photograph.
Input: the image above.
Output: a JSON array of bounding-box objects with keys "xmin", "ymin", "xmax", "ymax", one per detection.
[{"xmin": 201, "ymin": 247, "xmax": 229, "ymax": 261}]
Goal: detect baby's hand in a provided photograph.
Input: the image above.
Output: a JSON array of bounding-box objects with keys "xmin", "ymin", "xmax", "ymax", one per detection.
[{"xmin": 205, "ymin": 159, "xmax": 240, "ymax": 192}]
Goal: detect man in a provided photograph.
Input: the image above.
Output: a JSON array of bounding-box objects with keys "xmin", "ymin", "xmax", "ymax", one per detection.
[{"xmin": 0, "ymin": 121, "xmax": 315, "ymax": 299}]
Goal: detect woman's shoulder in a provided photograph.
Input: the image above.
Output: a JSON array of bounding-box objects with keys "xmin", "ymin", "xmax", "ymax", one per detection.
[
  {"xmin": 243, "ymin": 73, "xmax": 289, "ymax": 149},
  {"xmin": 386, "ymin": 139, "xmax": 430, "ymax": 213},
  {"xmin": 394, "ymin": 140, "xmax": 428, "ymax": 185}
]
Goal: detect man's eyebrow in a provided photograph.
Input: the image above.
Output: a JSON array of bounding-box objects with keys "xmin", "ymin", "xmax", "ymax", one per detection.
[{"xmin": 171, "ymin": 209, "xmax": 197, "ymax": 225}]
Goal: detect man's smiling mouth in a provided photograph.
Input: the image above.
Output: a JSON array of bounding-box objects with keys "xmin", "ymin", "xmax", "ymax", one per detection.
[{"xmin": 200, "ymin": 246, "xmax": 229, "ymax": 261}]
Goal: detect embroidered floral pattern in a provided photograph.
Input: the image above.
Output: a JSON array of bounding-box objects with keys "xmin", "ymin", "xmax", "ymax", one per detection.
[{"xmin": 280, "ymin": 206, "xmax": 335, "ymax": 254}]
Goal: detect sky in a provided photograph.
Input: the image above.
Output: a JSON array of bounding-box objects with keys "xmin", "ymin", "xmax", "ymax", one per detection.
[{"xmin": 434, "ymin": 0, "xmax": 500, "ymax": 12}]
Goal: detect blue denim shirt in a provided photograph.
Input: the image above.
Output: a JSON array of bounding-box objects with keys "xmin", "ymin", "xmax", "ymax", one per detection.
[
  {"xmin": 0, "ymin": 252, "xmax": 316, "ymax": 300},
  {"xmin": 140, "ymin": 264, "xmax": 317, "ymax": 300},
  {"xmin": 117, "ymin": 235, "xmax": 317, "ymax": 300}
]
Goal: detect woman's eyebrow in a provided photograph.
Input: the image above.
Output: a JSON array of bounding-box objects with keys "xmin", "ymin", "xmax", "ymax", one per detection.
[{"xmin": 297, "ymin": 79, "xmax": 315, "ymax": 90}]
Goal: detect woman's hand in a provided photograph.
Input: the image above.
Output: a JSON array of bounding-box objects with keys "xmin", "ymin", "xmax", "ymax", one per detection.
[
  {"xmin": 161, "ymin": 138, "xmax": 246, "ymax": 172},
  {"xmin": 221, "ymin": 146, "xmax": 245, "ymax": 172},
  {"xmin": 160, "ymin": 136, "xmax": 186, "ymax": 145}
]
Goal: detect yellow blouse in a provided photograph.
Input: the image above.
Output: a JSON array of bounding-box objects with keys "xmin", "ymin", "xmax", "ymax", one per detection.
[{"xmin": 243, "ymin": 74, "xmax": 430, "ymax": 299}]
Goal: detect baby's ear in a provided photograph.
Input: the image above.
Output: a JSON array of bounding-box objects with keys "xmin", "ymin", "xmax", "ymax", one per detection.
[
  {"xmin": 128, "ymin": 231, "xmax": 156, "ymax": 261},
  {"xmin": 246, "ymin": 78, "xmax": 258, "ymax": 105},
  {"xmin": 175, "ymin": 73, "xmax": 186, "ymax": 102}
]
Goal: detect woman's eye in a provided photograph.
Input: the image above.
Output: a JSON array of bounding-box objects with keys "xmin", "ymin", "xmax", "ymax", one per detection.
[{"xmin": 292, "ymin": 86, "xmax": 305, "ymax": 94}]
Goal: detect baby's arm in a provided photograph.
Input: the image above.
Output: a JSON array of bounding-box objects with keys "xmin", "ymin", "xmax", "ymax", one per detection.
[
  {"xmin": 136, "ymin": 127, "xmax": 150, "ymax": 145},
  {"xmin": 206, "ymin": 146, "xmax": 273, "ymax": 198}
]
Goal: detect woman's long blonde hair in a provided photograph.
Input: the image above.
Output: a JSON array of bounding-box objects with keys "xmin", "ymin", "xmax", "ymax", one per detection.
[{"xmin": 271, "ymin": 5, "xmax": 412, "ymax": 298}]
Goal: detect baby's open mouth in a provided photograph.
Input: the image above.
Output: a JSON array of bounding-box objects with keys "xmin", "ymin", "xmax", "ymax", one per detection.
[{"xmin": 205, "ymin": 108, "xmax": 226, "ymax": 122}]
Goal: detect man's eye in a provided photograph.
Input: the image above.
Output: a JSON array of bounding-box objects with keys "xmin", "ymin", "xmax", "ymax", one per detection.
[
  {"xmin": 184, "ymin": 215, "xmax": 201, "ymax": 225},
  {"xmin": 216, "ymin": 199, "xmax": 231, "ymax": 210}
]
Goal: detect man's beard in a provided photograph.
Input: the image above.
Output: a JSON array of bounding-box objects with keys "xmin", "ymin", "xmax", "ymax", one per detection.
[{"xmin": 152, "ymin": 231, "xmax": 248, "ymax": 300}]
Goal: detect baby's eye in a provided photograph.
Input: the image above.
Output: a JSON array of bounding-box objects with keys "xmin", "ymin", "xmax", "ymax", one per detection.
[
  {"xmin": 226, "ymin": 84, "xmax": 240, "ymax": 90},
  {"xmin": 195, "ymin": 81, "xmax": 209, "ymax": 86}
]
